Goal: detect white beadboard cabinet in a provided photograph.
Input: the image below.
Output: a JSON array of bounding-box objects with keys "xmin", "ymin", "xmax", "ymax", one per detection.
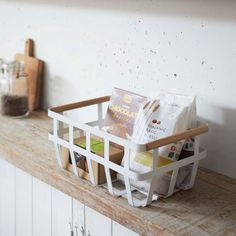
[
  {"xmin": 113, "ymin": 221, "xmax": 139, "ymax": 236},
  {"xmin": 15, "ymin": 168, "xmax": 33, "ymax": 236},
  {"xmin": 85, "ymin": 206, "xmax": 112, "ymax": 236},
  {"xmin": 0, "ymin": 158, "xmax": 15, "ymax": 236},
  {"xmin": 52, "ymin": 187, "xmax": 73, "ymax": 236},
  {"xmin": 32, "ymin": 178, "xmax": 52, "ymax": 236},
  {"xmin": 0, "ymin": 158, "xmax": 138, "ymax": 236},
  {"xmin": 73, "ymin": 199, "xmax": 85, "ymax": 236}
]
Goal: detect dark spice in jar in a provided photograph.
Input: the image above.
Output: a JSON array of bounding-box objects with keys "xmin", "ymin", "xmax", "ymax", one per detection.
[{"xmin": 1, "ymin": 95, "xmax": 29, "ymax": 116}]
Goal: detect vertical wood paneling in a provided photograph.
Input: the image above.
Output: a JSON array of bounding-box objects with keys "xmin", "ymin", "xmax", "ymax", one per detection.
[
  {"xmin": 113, "ymin": 221, "xmax": 139, "ymax": 236},
  {"xmin": 85, "ymin": 206, "xmax": 112, "ymax": 236},
  {"xmin": 0, "ymin": 159, "xmax": 145, "ymax": 236},
  {"xmin": 33, "ymin": 177, "xmax": 52, "ymax": 236},
  {"xmin": 0, "ymin": 158, "xmax": 15, "ymax": 236},
  {"xmin": 51, "ymin": 187, "xmax": 72, "ymax": 236},
  {"xmin": 15, "ymin": 167, "xmax": 33, "ymax": 236},
  {"xmin": 73, "ymin": 199, "xmax": 85, "ymax": 236}
]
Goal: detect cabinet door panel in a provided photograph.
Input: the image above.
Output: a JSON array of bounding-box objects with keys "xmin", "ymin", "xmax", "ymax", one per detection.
[
  {"xmin": 73, "ymin": 199, "xmax": 85, "ymax": 236},
  {"xmin": 52, "ymin": 187, "xmax": 73, "ymax": 236},
  {"xmin": 33, "ymin": 177, "xmax": 52, "ymax": 236},
  {"xmin": 113, "ymin": 221, "xmax": 139, "ymax": 236},
  {"xmin": 0, "ymin": 158, "xmax": 15, "ymax": 236},
  {"xmin": 15, "ymin": 167, "xmax": 33, "ymax": 236},
  {"xmin": 85, "ymin": 206, "xmax": 112, "ymax": 236}
]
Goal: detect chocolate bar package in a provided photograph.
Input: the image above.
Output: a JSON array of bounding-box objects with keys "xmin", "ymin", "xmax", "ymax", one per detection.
[{"xmin": 102, "ymin": 88, "xmax": 147, "ymax": 140}]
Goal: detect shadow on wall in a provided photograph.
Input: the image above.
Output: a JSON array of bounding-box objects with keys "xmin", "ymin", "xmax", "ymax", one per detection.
[
  {"xmin": 41, "ymin": 62, "xmax": 78, "ymax": 108},
  {"xmin": 199, "ymin": 106, "xmax": 236, "ymax": 179},
  {"xmin": 41, "ymin": 62, "xmax": 100, "ymax": 109},
  {"xmin": 40, "ymin": 62, "xmax": 108, "ymax": 124},
  {"xmin": 9, "ymin": 0, "xmax": 236, "ymax": 22}
]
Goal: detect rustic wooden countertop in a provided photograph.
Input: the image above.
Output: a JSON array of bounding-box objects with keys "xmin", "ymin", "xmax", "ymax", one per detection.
[{"xmin": 0, "ymin": 111, "xmax": 235, "ymax": 236}]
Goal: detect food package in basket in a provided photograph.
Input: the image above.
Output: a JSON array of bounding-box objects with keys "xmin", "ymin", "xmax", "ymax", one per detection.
[
  {"xmin": 118, "ymin": 91, "xmax": 197, "ymax": 195},
  {"xmin": 102, "ymin": 88, "xmax": 147, "ymax": 139},
  {"xmin": 133, "ymin": 91, "xmax": 197, "ymax": 160}
]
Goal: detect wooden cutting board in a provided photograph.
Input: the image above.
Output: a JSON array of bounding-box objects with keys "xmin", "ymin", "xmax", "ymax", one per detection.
[{"xmin": 15, "ymin": 39, "xmax": 43, "ymax": 111}]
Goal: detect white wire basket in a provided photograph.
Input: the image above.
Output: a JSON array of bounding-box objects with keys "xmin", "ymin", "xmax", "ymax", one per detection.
[{"xmin": 48, "ymin": 96, "xmax": 208, "ymax": 207}]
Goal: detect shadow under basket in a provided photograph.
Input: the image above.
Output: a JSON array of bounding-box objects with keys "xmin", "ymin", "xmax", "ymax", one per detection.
[{"xmin": 48, "ymin": 96, "xmax": 208, "ymax": 207}]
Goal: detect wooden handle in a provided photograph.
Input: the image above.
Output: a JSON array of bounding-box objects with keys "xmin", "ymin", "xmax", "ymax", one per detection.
[
  {"xmin": 24, "ymin": 39, "xmax": 34, "ymax": 57},
  {"xmin": 51, "ymin": 96, "xmax": 111, "ymax": 113},
  {"xmin": 146, "ymin": 123, "xmax": 208, "ymax": 150}
]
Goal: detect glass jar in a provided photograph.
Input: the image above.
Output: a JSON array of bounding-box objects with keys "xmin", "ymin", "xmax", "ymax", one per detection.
[
  {"xmin": 0, "ymin": 61, "xmax": 10, "ymax": 112},
  {"xmin": 0, "ymin": 60, "xmax": 29, "ymax": 117}
]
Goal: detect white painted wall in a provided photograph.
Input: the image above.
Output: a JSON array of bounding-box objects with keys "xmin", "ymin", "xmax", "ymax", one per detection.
[{"xmin": 0, "ymin": 0, "xmax": 235, "ymax": 178}]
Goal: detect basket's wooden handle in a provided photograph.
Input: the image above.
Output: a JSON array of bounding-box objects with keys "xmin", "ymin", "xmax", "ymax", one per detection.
[
  {"xmin": 51, "ymin": 96, "xmax": 110, "ymax": 113},
  {"xmin": 50, "ymin": 96, "xmax": 208, "ymax": 151},
  {"xmin": 146, "ymin": 123, "xmax": 208, "ymax": 151}
]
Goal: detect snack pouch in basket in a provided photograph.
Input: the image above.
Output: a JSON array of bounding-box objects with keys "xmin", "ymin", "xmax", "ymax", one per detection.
[
  {"xmin": 118, "ymin": 91, "xmax": 197, "ymax": 195},
  {"xmin": 102, "ymin": 88, "xmax": 147, "ymax": 140}
]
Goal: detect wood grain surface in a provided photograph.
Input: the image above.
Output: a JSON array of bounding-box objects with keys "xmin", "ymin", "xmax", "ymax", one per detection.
[
  {"xmin": 0, "ymin": 111, "xmax": 235, "ymax": 236},
  {"xmin": 15, "ymin": 39, "xmax": 43, "ymax": 111}
]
